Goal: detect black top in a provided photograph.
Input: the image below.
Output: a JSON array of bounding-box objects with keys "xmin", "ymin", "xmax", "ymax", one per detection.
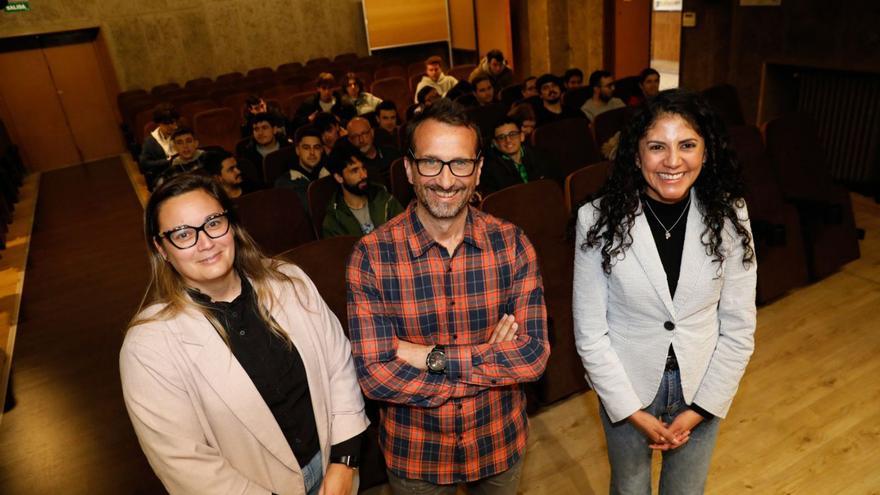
[
  {"xmin": 642, "ymin": 192, "xmax": 714, "ymax": 420},
  {"xmin": 480, "ymin": 144, "xmax": 552, "ymax": 195},
  {"xmin": 190, "ymin": 276, "xmax": 361, "ymax": 467}
]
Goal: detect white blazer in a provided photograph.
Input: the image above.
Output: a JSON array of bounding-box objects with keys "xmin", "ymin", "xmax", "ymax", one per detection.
[
  {"xmin": 120, "ymin": 264, "xmax": 369, "ymax": 495},
  {"xmin": 573, "ymin": 193, "xmax": 756, "ymax": 423}
]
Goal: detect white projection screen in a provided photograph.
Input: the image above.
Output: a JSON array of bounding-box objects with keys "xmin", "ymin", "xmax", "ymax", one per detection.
[{"xmin": 362, "ymin": 0, "xmax": 452, "ymax": 52}]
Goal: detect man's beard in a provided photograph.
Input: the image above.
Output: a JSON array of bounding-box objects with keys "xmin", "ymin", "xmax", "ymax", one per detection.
[
  {"xmin": 343, "ymin": 180, "xmax": 368, "ymax": 197},
  {"xmin": 544, "ymin": 95, "xmax": 560, "ymax": 105},
  {"xmin": 600, "ymin": 92, "xmax": 612, "ymax": 103},
  {"xmin": 413, "ymin": 182, "xmax": 471, "ymax": 219}
]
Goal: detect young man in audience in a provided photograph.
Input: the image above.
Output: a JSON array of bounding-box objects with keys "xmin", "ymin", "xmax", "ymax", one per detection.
[
  {"xmin": 322, "ymin": 140, "xmax": 403, "ymax": 238},
  {"xmin": 313, "ymin": 112, "xmax": 344, "ymax": 155},
  {"xmin": 414, "ymin": 55, "xmax": 459, "ymax": 102},
  {"xmin": 521, "ymin": 76, "xmax": 539, "ymax": 99},
  {"xmin": 481, "ymin": 116, "xmax": 551, "ymax": 194},
  {"xmin": 581, "ymin": 70, "xmax": 626, "ymax": 121},
  {"xmin": 293, "ymin": 72, "xmax": 354, "ymax": 129},
  {"xmin": 235, "ymin": 112, "xmax": 290, "ymax": 189},
  {"xmin": 563, "ymin": 68, "xmax": 584, "ymax": 90},
  {"xmin": 274, "ymin": 126, "xmax": 330, "ymax": 211},
  {"xmin": 152, "ymin": 127, "xmax": 209, "ymax": 189},
  {"xmin": 534, "ymin": 73, "xmax": 585, "ymax": 127},
  {"xmin": 628, "ymin": 67, "xmax": 661, "ymax": 107},
  {"xmin": 469, "ymin": 49, "xmax": 515, "ymax": 92},
  {"xmin": 139, "ymin": 103, "xmax": 179, "ymax": 190},
  {"xmin": 473, "ymin": 75, "xmax": 496, "ymax": 106},
  {"xmin": 373, "ymin": 100, "xmax": 400, "ymax": 150},
  {"xmin": 346, "ymin": 99, "xmax": 548, "ymax": 494},
  {"xmin": 240, "ymin": 95, "xmax": 286, "ymax": 138},
  {"xmin": 346, "ymin": 116, "xmax": 400, "ymax": 187},
  {"xmin": 203, "ymin": 150, "xmax": 248, "ymax": 199}
]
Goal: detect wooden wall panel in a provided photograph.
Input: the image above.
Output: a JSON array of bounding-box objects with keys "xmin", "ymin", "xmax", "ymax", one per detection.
[
  {"xmin": 450, "ymin": 0, "xmax": 477, "ymax": 51},
  {"xmin": 364, "ymin": 0, "xmax": 449, "ymax": 49},
  {"xmin": 651, "ymin": 11, "xmax": 681, "ymax": 62},
  {"xmin": 0, "ymin": 50, "xmax": 81, "ymax": 171},
  {"xmin": 475, "ymin": 0, "xmax": 514, "ymax": 68},
  {"xmin": 613, "ymin": 0, "xmax": 651, "ymax": 78},
  {"xmin": 43, "ymin": 43, "xmax": 125, "ymax": 162}
]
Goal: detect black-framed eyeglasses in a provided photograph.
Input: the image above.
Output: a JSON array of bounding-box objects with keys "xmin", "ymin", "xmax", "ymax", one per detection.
[
  {"xmin": 406, "ymin": 150, "xmax": 481, "ymax": 177},
  {"xmin": 494, "ymin": 130, "xmax": 522, "ymax": 142},
  {"xmin": 157, "ymin": 211, "xmax": 231, "ymax": 250}
]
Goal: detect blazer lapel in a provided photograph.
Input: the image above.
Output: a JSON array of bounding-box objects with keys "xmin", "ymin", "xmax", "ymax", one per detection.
[
  {"xmin": 630, "ymin": 205, "xmax": 676, "ymax": 317},
  {"xmin": 673, "ymin": 193, "xmax": 710, "ymax": 311},
  {"xmin": 174, "ymin": 310, "xmax": 298, "ymax": 469}
]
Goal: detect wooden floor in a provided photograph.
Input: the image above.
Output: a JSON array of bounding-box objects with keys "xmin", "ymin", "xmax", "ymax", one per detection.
[{"xmin": 0, "ymin": 157, "xmax": 877, "ymax": 494}]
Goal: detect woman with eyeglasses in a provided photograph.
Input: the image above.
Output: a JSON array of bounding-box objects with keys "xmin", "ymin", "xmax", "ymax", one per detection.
[
  {"xmin": 120, "ymin": 173, "xmax": 368, "ymax": 495},
  {"xmin": 342, "ymin": 73, "xmax": 382, "ymax": 116},
  {"xmin": 573, "ymin": 89, "xmax": 757, "ymax": 494}
]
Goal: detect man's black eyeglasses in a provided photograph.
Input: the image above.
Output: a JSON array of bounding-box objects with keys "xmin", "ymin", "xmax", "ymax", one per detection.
[{"xmin": 406, "ymin": 150, "xmax": 481, "ymax": 177}]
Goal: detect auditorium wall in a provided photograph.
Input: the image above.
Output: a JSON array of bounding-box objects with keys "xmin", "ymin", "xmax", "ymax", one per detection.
[
  {"xmin": 680, "ymin": 0, "xmax": 880, "ymax": 123},
  {"xmin": 0, "ymin": 0, "xmax": 368, "ymax": 91}
]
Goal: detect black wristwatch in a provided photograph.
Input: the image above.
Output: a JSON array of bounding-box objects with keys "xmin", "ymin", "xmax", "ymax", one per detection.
[
  {"xmin": 329, "ymin": 454, "xmax": 359, "ymax": 469},
  {"xmin": 426, "ymin": 345, "xmax": 447, "ymax": 374}
]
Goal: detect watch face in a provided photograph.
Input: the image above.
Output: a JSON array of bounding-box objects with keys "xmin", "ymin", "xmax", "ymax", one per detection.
[{"xmin": 427, "ymin": 349, "xmax": 447, "ymax": 372}]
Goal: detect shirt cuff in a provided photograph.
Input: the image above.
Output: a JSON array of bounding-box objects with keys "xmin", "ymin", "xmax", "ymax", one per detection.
[
  {"xmin": 329, "ymin": 430, "xmax": 364, "ymax": 459},
  {"xmin": 690, "ymin": 403, "xmax": 715, "ymax": 420}
]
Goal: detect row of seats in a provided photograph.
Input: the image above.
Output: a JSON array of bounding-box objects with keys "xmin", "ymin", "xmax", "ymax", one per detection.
[{"xmin": 0, "ymin": 118, "xmax": 26, "ymax": 252}]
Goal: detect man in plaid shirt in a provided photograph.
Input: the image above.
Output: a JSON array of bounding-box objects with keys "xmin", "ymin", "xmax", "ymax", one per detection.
[{"xmin": 346, "ymin": 99, "xmax": 550, "ymax": 494}]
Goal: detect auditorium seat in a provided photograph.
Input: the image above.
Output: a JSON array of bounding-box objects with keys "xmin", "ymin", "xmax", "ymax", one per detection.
[
  {"xmin": 370, "ymin": 77, "xmax": 411, "ymax": 121},
  {"xmin": 193, "ymin": 108, "xmax": 239, "ymax": 152},
  {"xmin": 215, "ymin": 72, "xmax": 244, "ymax": 85},
  {"xmin": 133, "ymin": 106, "xmax": 158, "ymax": 146},
  {"xmin": 277, "ymin": 74, "xmax": 312, "ymax": 91},
  {"xmin": 151, "ymin": 82, "xmax": 181, "ymax": 96},
  {"xmin": 306, "ymin": 57, "xmax": 332, "ymax": 67},
  {"xmin": 592, "ymin": 106, "xmax": 636, "ymax": 155},
  {"xmin": 561, "ymin": 86, "xmax": 591, "ymax": 113},
  {"xmin": 276, "ymin": 62, "xmax": 303, "ymax": 75},
  {"xmin": 389, "ymin": 157, "xmax": 413, "ymax": 208},
  {"xmin": 334, "ymin": 52, "xmax": 358, "ymax": 64},
  {"xmin": 247, "ymin": 67, "xmax": 274, "ymax": 80},
  {"xmin": 261, "ymin": 85, "xmax": 300, "ymax": 103},
  {"xmin": 178, "ymin": 99, "xmax": 220, "ymax": 128},
  {"xmin": 408, "ymin": 72, "xmax": 425, "ymax": 94},
  {"xmin": 564, "ymin": 161, "xmax": 611, "ymax": 216},
  {"xmin": 727, "ymin": 125, "xmax": 809, "ymax": 303},
  {"xmin": 262, "ymin": 146, "xmax": 297, "ymax": 187},
  {"xmin": 762, "ymin": 113, "xmax": 860, "ymax": 281},
  {"xmin": 612, "ymin": 75, "xmax": 641, "ymax": 104},
  {"xmin": 406, "ymin": 61, "xmax": 426, "ymax": 80},
  {"xmin": 532, "ymin": 117, "xmax": 601, "ymax": 183},
  {"xmin": 499, "ymin": 84, "xmax": 523, "ymax": 110},
  {"xmin": 448, "ymin": 64, "xmax": 477, "ymax": 82},
  {"xmin": 283, "ymin": 91, "xmax": 316, "ymax": 120},
  {"xmin": 234, "ymin": 188, "xmax": 316, "ymax": 256},
  {"xmin": 184, "ymin": 77, "xmax": 213, "ymax": 90},
  {"xmin": 307, "ymin": 175, "xmax": 338, "ymax": 238},
  {"xmin": 353, "ymin": 71, "xmax": 373, "ymax": 90},
  {"xmin": 373, "ymin": 66, "xmax": 406, "ymax": 81},
  {"xmin": 480, "ymin": 180, "xmax": 589, "ymax": 406},
  {"xmin": 701, "ymin": 84, "xmax": 746, "ymax": 127}
]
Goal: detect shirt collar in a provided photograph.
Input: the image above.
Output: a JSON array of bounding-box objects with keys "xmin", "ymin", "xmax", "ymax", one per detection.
[
  {"xmin": 186, "ymin": 271, "xmax": 252, "ymax": 308},
  {"xmin": 405, "ymin": 202, "xmax": 486, "ymax": 258}
]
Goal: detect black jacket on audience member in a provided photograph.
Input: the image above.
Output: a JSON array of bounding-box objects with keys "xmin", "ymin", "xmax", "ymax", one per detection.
[
  {"xmin": 534, "ymin": 103, "xmax": 586, "ymax": 128},
  {"xmin": 139, "ymin": 135, "xmax": 171, "ymax": 190},
  {"xmin": 292, "ymin": 92, "xmax": 356, "ymax": 130},
  {"xmin": 235, "ymin": 135, "xmax": 292, "ymax": 191},
  {"xmin": 480, "ymin": 144, "xmax": 553, "ymax": 195}
]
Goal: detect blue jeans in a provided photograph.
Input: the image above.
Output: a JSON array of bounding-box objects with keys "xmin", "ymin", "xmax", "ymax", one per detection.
[
  {"xmin": 302, "ymin": 451, "xmax": 324, "ymax": 495},
  {"xmin": 599, "ymin": 369, "xmax": 721, "ymax": 495}
]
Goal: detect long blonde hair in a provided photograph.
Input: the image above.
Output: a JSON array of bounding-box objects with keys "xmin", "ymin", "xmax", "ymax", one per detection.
[{"xmin": 129, "ymin": 173, "xmax": 309, "ymax": 348}]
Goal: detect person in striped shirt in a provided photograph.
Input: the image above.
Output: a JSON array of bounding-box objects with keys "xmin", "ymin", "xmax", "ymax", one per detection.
[{"xmin": 346, "ymin": 99, "xmax": 550, "ymax": 494}]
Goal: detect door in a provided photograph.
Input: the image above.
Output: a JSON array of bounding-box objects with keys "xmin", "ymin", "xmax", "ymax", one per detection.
[{"xmin": 611, "ymin": 0, "xmax": 652, "ymax": 78}]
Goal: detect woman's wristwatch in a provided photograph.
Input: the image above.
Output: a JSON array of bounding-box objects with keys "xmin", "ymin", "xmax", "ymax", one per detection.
[{"xmin": 329, "ymin": 454, "xmax": 359, "ymax": 469}]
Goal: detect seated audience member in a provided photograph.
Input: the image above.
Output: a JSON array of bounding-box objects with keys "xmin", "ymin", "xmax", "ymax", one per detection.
[
  {"xmin": 240, "ymin": 95, "xmax": 287, "ymax": 138},
  {"xmin": 235, "ymin": 112, "xmax": 290, "ymax": 189},
  {"xmin": 469, "ymin": 49, "xmax": 515, "ymax": 92},
  {"xmin": 342, "ymin": 73, "xmax": 383, "ymax": 115},
  {"xmin": 139, "ymin": 103, "xmax": 179, "ymax": 190},
  {"xmin": 508, "ymin": 102, "xmax": 537, "ymax": 141},
  {"xmin": 293, "ymin": 72, "xmax": 355, "ymax": 129},
  {"xmin": 444, "ymin": 80, "xmax": 475, "ymax": 103},
  {"xmin": 203, "ymin": 149, "xmax": 251, "ymax": 198},
  {"xmin": 154, "ymin": 127, "xmax": 209, "ymax": 188},
  {"xmin": 372, "ymin": 100, "xmax": 400, "ymax": 150},
  {"xmin": 275, "ymin": 126, "xmax": 330, "ymax": 210},
  {"xmin": 534, "ymin": 73, "xmax": 585, "ymax": 126},
  {"xmin": 322, "ymin": 140, "xmax": 403, "ymax": 238},
  {"xmin": 414, "ymin": 55, "xmax": 458, "ymax": 102},
  {"xmin": 313, "ymin": 112, "xmax": 344, "ymax": 155},
  {"xmin": 628, "ymin": 67, "xmax": 661, "ymax": 107},
  {"xmin": 521, "ymin": 76, "xmax": 539, "ymax": 99},
  {"xmin": 473, "ymin": 75, "xmax": 496, "ymax": 106},
  {"xmin": 563, "ymin": 68, "xmax": 584, "ymax": 91},
  {"xmin": 407, "ymin": 86, "xmax": 441, "ymax": 121},
  {"xmin": 581, "ymin": 70, "xmax": 626, "ymax": 121},
  {"xmin": 347, "ymin": 116, "xmax": 400, "ymax": 185},
  {"xmin": 481, "ymin": 116, "xmax": 551, "ymax": 194}
]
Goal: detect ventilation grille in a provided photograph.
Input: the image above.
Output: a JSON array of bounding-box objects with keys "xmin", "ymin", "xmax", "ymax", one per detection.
[{"xmin": 797, "ymin": 70, "xmax": 880, "ymax": 187}]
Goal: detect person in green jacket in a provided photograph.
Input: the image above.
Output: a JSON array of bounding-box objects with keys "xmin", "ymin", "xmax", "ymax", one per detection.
[{"xmin": 322, "ymin": 140, "xmax": 404, "ymax": 238}]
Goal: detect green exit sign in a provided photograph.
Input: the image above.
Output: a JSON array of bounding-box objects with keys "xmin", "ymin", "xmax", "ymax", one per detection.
[{"xmin": 4, "ymin": 1, "xmax": 31, "ymax": 12}]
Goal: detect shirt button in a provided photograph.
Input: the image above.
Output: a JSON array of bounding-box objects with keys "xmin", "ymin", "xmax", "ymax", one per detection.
[
  {"xmin": 491, "ymin": 379, "xmax": 497, "ymax": 384},
  {"xmin": 452, "ymin": 334, "xmax": 457, "ymax": 340},
  {"xmin": 457, "ymin": 404, "xmax": 463, "ymax": 410},
  {"xmin": 239, "ymin": 329, "xmax": 246, "ymax": 336},
  {"xmin": 664, "ymin": 321, "xmax": 675, "ymax": 331},
  {"xmin": 450, "ymin": 301, "xmax": 456, "ymax": 306},
  {"xmin": 231, "ymin": 311, "xmax": 238, "ymax": 318}
]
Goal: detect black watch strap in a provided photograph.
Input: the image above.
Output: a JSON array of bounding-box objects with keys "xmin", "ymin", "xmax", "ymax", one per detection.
[{"xmin": 329, "ymin": 454, "xmax": 359, "ymax": 469}]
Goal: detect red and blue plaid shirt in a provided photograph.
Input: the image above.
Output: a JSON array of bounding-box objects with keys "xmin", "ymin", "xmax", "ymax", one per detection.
[{"xmin": 346, "ymin": 204, "xmax": 549, "ymax": 484}]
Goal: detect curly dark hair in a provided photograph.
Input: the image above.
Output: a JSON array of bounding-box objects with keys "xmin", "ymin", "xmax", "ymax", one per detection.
[{"xmin": 581, "ymin": 88, "xmax": 754, "ymax": 273}]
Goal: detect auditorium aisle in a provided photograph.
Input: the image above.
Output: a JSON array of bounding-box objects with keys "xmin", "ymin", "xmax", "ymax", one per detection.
[{"xmin": 0, "ymin": 157, "xmax": 164, "ymax": 493}]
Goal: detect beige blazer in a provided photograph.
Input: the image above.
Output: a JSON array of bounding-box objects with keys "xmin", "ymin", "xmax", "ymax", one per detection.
[
  {"xmin": 120, "ymin": 263, "xmax": 369, "ymax": 495},
  {"xmin": 573, "ymin": 194, "xmax": 757, "ymax": 423}
]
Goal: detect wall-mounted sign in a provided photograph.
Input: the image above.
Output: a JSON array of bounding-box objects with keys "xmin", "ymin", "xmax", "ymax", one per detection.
[
  {"xmin": 682, "ymin": 11, "xmax": 696, "ymax": 27},
  {"xmin": 653, "ymin": 0, "xmax": 682, "ymax": 11},
  {"xmin": 4, "ymin": 1, "xmax": 30, "ymax": 12},
  {"xmin": 740, "ymin": 0, "xmax": 781, "ymax": 5}
]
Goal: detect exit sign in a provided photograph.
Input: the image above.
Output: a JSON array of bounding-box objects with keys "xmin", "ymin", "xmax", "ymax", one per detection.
[{"xmin": 4, "ymin": 1, "xmax": 30, "ymax": 12}]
